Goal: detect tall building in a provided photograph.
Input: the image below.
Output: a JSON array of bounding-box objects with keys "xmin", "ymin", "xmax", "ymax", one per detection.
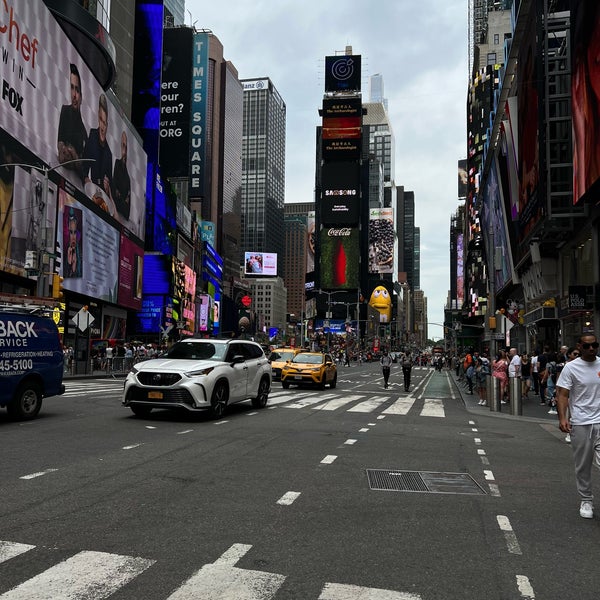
[
  {"xmin": 368, "ymin": 74, "xmax": 388, "ymax": 111},
  {"xmin": 248, "ymin": 277, "xmax": 287, "ymax": 333},
  {"xmin": 240, "ymin": 78, "xmax": 286, "ymax": 262},
  {"xmin": 398, "ymin": 188, "xmax": 417, "ymax": 290},
  {"xmin": 283, "ymin": 214, "xmax": 308, "ymax": 319}
]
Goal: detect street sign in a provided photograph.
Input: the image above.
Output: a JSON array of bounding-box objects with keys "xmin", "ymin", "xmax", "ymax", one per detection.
[{"xmin": 71, "ymin": 307, "xmax": 95, "ymax": 332}]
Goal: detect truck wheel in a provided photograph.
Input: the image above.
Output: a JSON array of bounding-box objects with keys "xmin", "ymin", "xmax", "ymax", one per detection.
[{"xmin": 7, "ymin": 383, "xmax": 42, "ymax": 420}]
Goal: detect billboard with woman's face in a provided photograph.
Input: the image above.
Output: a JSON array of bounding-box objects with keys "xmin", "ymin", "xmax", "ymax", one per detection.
[{"xmin": 572, "ymin": 0, "xmax": 600, "ymax": 203}]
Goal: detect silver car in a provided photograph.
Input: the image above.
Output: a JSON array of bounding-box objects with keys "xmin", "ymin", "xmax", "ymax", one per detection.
[{"xmin": 123, "ymin": 338, "xmax": 271, "ymax": 418}]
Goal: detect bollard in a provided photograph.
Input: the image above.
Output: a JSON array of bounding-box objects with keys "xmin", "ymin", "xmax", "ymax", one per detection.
[
  {"xmin": 490, "ymin": 376, "xmax": 501, "ymax": 412},
  {"xmin": 509, "ymin": 376, "xmax": 522, "ymax": 416}
]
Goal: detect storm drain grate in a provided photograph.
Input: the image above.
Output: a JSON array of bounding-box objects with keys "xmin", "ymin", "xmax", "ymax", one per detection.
[{"xmin": 366, "ymin": 469, "xmax": 487, "ymax": 495}]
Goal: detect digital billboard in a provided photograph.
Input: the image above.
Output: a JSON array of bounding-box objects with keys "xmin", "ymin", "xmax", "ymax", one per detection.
[
  {"xmin": 368, "ymin": 208, "xmax": 395, "ymax": 274},
  {"xmin": 0, "ymin": 1, "xmax": 147, "ymax": 243},
  {"xmin": 244, "ymin": 252, "xmax": 277, "ymax": 276},
  {"xmin": 319, "ymin": 227, "xmax": 359, "ymax": 290},
  {"xmin": 159, "ymin": 28, "xmax": 193, "ymax": 178},
  {"xmin": 572, "ymin": 0, "xmax": 600, "ymax": 203},
  {"xmin": 324, "ymin": 55, "xmax": 361, "ymax": 92},
  {"xmin": 458, "ymin": 159, "xmax": 467, "ymax": 199},
  {"xmin": 320, "ymin": 162, "xmax": 360, "ymax": 225},
  {"xmin": 307, "ymin": 211, "xmax": 315, "ymax": 273},
  {"xmin": 190, "ymin": 32, "xmax": 209, "ymax": 198}
]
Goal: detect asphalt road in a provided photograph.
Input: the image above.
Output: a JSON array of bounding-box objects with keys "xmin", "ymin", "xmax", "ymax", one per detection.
[{"xmin": 1, "ymin": 363, "xmax": 599, "ymax": 599}]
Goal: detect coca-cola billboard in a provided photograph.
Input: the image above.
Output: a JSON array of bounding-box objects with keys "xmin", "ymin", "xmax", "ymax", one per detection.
[{"xmin": 319, "ymin": 227, "xmax": 359, "ymax": 290}]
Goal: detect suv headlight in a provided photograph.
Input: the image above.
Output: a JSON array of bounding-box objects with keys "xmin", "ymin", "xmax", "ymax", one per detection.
[{"xmin": 185, "ymin": 367, "xmax": 215, "ymax": 377}]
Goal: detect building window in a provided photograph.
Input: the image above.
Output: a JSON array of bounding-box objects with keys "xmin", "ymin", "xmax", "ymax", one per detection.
[{"xmin": 493, "ymin": 33, "xmax": 499, "ymax": 45}]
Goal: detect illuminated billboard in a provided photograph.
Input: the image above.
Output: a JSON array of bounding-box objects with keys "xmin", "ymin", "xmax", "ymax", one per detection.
[
  {"xmin": 0, "ymin": 1, "xmax": 147, "ymax": 243},
  {"xmin": 368, "ymin": 208, "xmax": 395, "ymax": 274},
  {"xmin": 572, "ymin": 0, "xmax": 600, "ymax": 203},
  {"xmin": 190, "ymin": 32, "xmax": 209, "ymax": 197},
  {"xmin": 160, "ymin": 28, "xmax": 193, "ymax": 178},
  {"xmin": 320, "ymin": 162, "xmax": 360, "ymax": 225},
  {"xmin": 319, "ymin": 227, "xmax": 359, "ymax": 289},
  {"xmin": 244, "ymin": 252, "xmax": 277, "ymax": 276},
  {"xmin": 325, "ymin": 55, "xmax": 361, "ymax": 92}
]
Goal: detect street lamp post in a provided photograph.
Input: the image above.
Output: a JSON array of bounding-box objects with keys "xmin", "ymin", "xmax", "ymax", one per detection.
[
  {"xmin": 316, "ymin": 289, "xmax": 348, "ymax": 351},
  {"xmin": 0, "ymin": 159, "xmax": 95, "ymax": 297}
]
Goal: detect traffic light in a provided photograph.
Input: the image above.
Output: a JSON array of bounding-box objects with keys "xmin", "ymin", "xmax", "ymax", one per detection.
[{"xmin": 52, "ymin": 273, "xmax": 64, "ymax": 299}]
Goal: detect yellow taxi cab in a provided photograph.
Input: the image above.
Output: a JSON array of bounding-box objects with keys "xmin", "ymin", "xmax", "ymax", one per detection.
[
  {"xmin": 269, "ymin": 347, "xmax": 301, "ymax": 381},
  {"xmin": 281, "ymin": 351, "xmax": 337, "ymax": 389}
]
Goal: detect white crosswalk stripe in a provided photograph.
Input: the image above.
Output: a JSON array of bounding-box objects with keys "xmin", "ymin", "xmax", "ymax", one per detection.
[
  {"xmin": 383, "ymin": 397, "xmax": 416, "ymax": 415},
  {"xmin": 420, "ymin": 398, "xmax": 445, "ymax": 417},
  {"xmin": 347, "ymin": 396, "xmax": 389, "ymax": 413},
  {"xmin": 0, "ymin": 540, "xmax": 422, "ymax": 599},
  {"xmin": 0, "ymin": 549, "xmax": 154, "ymax": 599},
  {"xmin": 312, "ymin": 395, "xmax": 364, "ymax": 411}
]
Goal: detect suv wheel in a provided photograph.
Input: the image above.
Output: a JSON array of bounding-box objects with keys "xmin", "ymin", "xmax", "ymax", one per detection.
[
  {"xmin": 210, "ymin": 381, "xmax": 229, "ymax": 419},
  {"xmin": 7, "ymin": 382, "xmax": 42, "ymax": 420},
  {"xmin": 251, "ymin": 377, "xmax": 270, "ymax": 408}
]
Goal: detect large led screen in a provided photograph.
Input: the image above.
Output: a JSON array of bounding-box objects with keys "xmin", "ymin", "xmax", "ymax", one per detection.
[
  {"xmin": 160, "ymin": 28, "xmax": 193, "ymax": 178},
  {"xmin": 368, "ymin": 208, "xmax": 395, "ymax": 274},
  {"xmin": 244, "ymin": 252, "xmax": 277, "ymax": 276},
  {"xmin": 320, "ymin": 162, "xmax": 360, "ymax": 225},
  {"xmin": 325, "ymin": 55, "xmax": 361, "ymax": 92},
  {"xmin": 572, "ymin": 0, "xmax": 600, "ymax": 203},
  {"xmin": 0, "ymin": 1, "xmax": 147, "ymax": 242},
  {"xmin": 319, "ymin": 227, "xmax": 359, "ymax": 290}
]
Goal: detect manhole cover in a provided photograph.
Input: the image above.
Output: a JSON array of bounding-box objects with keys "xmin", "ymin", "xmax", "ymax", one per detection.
[{"xmin": 366, "ymin": 469, "xmax": 487, "ymax": 495}]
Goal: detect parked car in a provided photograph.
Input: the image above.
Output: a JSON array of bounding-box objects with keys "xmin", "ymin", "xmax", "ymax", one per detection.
[
  {"xmin": 269, "ymin": 347, "xmax": 301, "ymax": 381},
  {"xmin": 280, "ymin": 351, "xmax": 337, "ymax": 389},
  {"xmin": 0, "ymin": 306, "xmax": 65, "ymax": 420},
  {"xmin": 122, "ymin": 338, "xmax": 271, "ymax": 418}
]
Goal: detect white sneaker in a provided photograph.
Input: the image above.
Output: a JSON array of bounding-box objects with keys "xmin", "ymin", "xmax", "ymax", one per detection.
[
  {"xmin": 580, "ymin": 501, "xmax": 594, "ymax": 519},
  {"xmin": 548, "ymin": 409, "xmax": 557, "ymax": 414},
  {"xmin": 565, "ymin": 434, "xmax": 571, "ymax": 443}
]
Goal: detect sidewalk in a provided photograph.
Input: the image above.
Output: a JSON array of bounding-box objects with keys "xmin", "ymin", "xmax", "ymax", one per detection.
[{"xmin": 449, "ymin": 371, "xmax": 559, "ymax": 423}]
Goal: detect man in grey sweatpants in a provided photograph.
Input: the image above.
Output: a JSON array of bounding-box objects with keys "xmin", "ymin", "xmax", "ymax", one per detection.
[{"xmin": 556, "ymin": 334, "xmax": 600, "ymax": 519}]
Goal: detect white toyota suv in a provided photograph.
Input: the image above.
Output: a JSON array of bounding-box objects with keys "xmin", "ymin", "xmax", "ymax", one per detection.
[{"xmin": 123, "ymin": 338, "xmax": 271, "ymax": 418}]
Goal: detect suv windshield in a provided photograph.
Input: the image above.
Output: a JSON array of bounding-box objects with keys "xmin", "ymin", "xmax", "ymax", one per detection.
[
  {"xmin": 271, "ymin": 350, "xmax": 296, "ymax": 361},
  {"xmin": 165, "ymin": 341, "xmax": 226, "ymax": 361}
]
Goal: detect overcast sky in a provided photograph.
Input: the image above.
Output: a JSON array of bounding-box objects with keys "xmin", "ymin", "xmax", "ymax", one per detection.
[{"xmin": 187, "ymin": 0, "xmax": 468, "ymax": 341}]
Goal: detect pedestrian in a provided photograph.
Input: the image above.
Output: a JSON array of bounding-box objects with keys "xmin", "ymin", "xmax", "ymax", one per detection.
[
  {"xmin": 521, "ymin": 353, "xmax": 531, "ymax": 399},
  {"xmin": 544, "ymin": 351, "xmax": 558, "ymax": 413},
  {"xmin": 537, "ymin": 345, "xmax": 552, "ymax": 405},
  {"xmin": 476, "ymin": 356, "xmax": 490, "ymax": 405},
  {"xmin": 401, "ymin": 351, "xmax": 412, "ymax": 392},
  {"xmin": 531, "ymin": 349, "xmax": 540, "ymax": 395},
  {"xmin": 556, "ymin": 334, "xmax": 600, "ymax": 519},
  {"xmin": 380, "ymin": 349, "xmax": 392, "ymax": 389},
  {"xmin": 344, "ymin": 350, "xmax": 350, "ymax": 367},
  {"xmin": 465, "ymin": 360, "xmax": 475, "ymax": 394},
  {"xmin": 492, "ymin": 350, "xmax": 509, "ymax": 403},
  {"xmin": 563, "ymin": 346, "xmax": 580, "ymax": 444},
  {"xmin": 507, "ymin": 347, "xmax": 521, "ymax": 403}
]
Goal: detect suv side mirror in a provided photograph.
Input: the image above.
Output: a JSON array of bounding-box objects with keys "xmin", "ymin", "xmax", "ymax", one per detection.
[{"xmin": 231, "ymin": 354, "xmax": 245, "ymax": 364}]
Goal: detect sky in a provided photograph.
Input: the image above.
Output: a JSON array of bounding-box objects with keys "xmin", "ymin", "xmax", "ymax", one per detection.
[{"xmin": 186, "ymin": 0, "xmax": 468, "ymax": 341}]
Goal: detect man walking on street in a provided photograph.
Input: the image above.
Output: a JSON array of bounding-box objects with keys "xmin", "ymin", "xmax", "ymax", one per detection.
[
  {"xmin": 556, "ymin": 334, "xmax": 600, "ymax": 519},
  {"xmin": 401, "ymin": 351, "xmax": 412, "ymax": 392},
  {"xmin": 380, "ymin": 350, "xmax": 393, "ymax": 389}
]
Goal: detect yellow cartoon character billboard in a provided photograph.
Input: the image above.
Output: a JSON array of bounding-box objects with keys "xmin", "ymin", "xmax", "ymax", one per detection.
[{"xmin": 369, "ymin": 285, "xmax": 392, "ymax": 322}]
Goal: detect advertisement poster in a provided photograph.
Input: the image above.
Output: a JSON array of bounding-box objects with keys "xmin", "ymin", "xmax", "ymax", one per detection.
[
  {"xmin": 118, "ymin": 232, "xmax": 144, "ymax": 310},
  {"xmin": 368, "ymin": 208, "xmax": 395, "ymax": 274},
  {"xmin": 0, "ymin": 1, "xmax": 147, "ymax": 243},
  {"xmin": 244, "ymin": 252, "xmax": 277, "ymax": 276},
  {"xmin": 58, "ymin": 189, "xmax": 119, "ymax": 302},
  {"xmin": 319, "ymin": 227, "xmax": 359, "ymax": 289}
]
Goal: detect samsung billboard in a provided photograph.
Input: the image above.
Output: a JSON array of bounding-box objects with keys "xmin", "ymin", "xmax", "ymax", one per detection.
[{"xmin": 320, "ymin": 162, "xmax": 360, "ymax": 225}]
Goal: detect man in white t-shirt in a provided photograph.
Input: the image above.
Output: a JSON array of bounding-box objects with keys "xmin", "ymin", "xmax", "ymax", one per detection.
[
  {"xmin": 556, "ymin": 334, "xmax": 600, "ymax": 519},
  {"xmin": 508, "ymin": 348, "xmax": 521, "ymax": 378}
]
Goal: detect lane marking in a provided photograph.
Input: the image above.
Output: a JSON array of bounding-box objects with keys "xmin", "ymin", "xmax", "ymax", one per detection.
[
  {"xmin": 481, "ymin": 457, "xmax": 490, "ymax": 466},
  {"xmin": 420, "ymin": 398, "xmax": 445, "ymax": 418},
  {"xmin": 321, "ymin": 455, "xmax": 337, "ymax": 464},
  {"xmin": 483, "ymin": 470, "xmax": 495, "ymax": 481},
  {"xmin": 213, "ymin": 420, "xmax": 229, "ymax": 426},
  {"xmin": 319, "ymin": 582, "xmax": 422, "ymax": 599},
  {"xmin": 368, "ymin": 422, "xmax": 376, "ymax": 426},
  {"xmin": 313, "ymin": 395, "xmax": 364, "ymax": 411},
  {"xmin": 477, "ymin": 449, "xmax": 486, "ymax": 455},
  {"xmin": 383, "ymin": 397, "xmax": 415, "ymax": 415},
  {"xmin": 277, "ymin": 491, "xmax": 301, "ymax": 506},
  {"xmin": 497, "ymin": 515, "xmax": 522, "ymax": 554},
  {"xmin": 344, "ymin": 439, "xmax": 357, "ymax": 445},
  {"xmin": 377, "ymin": 415, "xmax": 386, "ymax": 420},
  {"xmin": 489, "ymin": 483, "xmax": 501, "ymax": 497},
  {"xmin": 516, "ymin": 575, "xmax": 536, "ymax": 599},
  {"xmin": 145, "ymin": 426, "xmax": 157, "ymax": 429},
  {"xmin": 0, "ymin": 541, "xmax": 35, "ymax": 564},
  {"xmin": 177, "ymin": 429, "xmax": 194, "ymax": 435},
  {"xmin": 359, "ymin": 428, "xmax": 369, "ymax": 433},
  {"xmin": 20, "ymin": 469, "xmax": 58, "ymax": 480},
  {"xmin": 122, "ymin": 444, "xmax": 142, "ymax": 450},
  {"xmin": 0, "ymin": 550, "xmax": 154, "ymax": 599},
  {"xmin": 471, "ymin": 428, "xmax": 478, "ymax": 432},
  {"xmin": 246, "ymin": 412, "xmax": 258, "ymax": 416},
  {"xmin": 474, "ymin": 438, "xmax": 482, "ymax": 444},
  {"xmin": 348, "ymin": 396, "xmax": 389, "ymax": 413},
  {"xmin": 167, "ymin": 544, "xmax": 286, "ymax": 599}
]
